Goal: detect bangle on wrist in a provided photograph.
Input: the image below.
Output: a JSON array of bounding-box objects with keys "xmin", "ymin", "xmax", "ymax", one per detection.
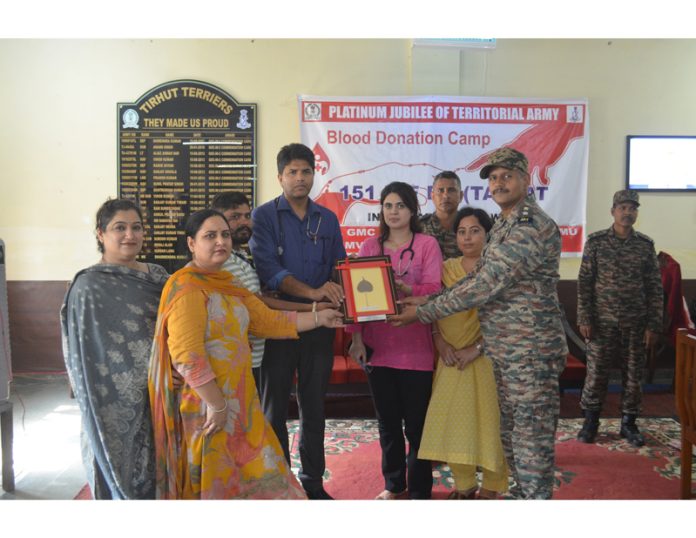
[
  {"xmin": 312, "ymin": 301, "xmax": 317, "ymax": 312},
  {"xmin": 314, "ymin": 310, "xmax": 319, "ymax": 328},
  {"xmin": 210, "ymin": 400, "xmax": 228, "ymax": 414}
]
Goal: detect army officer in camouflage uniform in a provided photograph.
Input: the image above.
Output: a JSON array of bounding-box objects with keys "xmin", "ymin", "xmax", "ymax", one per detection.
[
  {"xmin": 392, "ymin": 147, "xmax": 568, "ymax": 499},
  {"xmin": 576, "ymin": 189, "xmax": 662, "ymax": 447},
  {"xmin": 419, "ymin": 171, "xmax": 464, "ymax": 260}
]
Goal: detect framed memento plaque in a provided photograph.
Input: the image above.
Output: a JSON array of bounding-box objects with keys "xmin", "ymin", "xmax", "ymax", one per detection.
[{"xmin": 335, "ymin": 256, "xmax": 399, "ymax": 323}]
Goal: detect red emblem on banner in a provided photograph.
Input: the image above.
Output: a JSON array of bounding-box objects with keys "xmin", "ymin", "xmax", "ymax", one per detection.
[
  {"xmin": 313, "ymin": 143, "xmax": 331, "ymax": 175},
  {"xmin": 464, "ymin": 120, "xmax": 584, "ymax": 186}
]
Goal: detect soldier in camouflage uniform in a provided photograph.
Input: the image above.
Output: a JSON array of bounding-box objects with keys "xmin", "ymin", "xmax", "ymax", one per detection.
[
  {"xmin": 419, "ymin": 171, "xmax": 464, "ymax": 260},
  {"xmin": 576, "ymin": 189, "xmax": 663, "ymax": 447},
  {"xmin": 391, "ymin": 147, "xmax": 568, "ymax": 499}
]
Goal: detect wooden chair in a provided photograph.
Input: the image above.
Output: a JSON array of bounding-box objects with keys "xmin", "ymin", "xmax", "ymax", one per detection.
[
  {"xmin": 647, "ymin": 251, "xmax": 694, "ymax": 385},
  {"xmin": 674, "ymin": 328, "xmax": 696, "ymax": 499}
]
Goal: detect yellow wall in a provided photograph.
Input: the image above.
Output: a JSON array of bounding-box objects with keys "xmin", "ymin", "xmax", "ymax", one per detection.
[{"xmin": 1, "ymin": 39, "xmax": 695, "ymax": 281}]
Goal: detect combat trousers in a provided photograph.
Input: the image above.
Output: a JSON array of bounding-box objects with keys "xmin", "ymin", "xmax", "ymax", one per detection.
[
  {"xmin": 491, "ymin": 352, "xmax": 564, "ymax": 500},
  {"xmin": 258, "ymin": 327, "xmax": 335, "ymax": 492},
  {"xmin": 580, "ymin": 324, "xmax": 646, "ymax": 415}
]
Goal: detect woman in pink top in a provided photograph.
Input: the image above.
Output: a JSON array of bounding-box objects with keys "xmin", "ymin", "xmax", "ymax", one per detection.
[{"xmin": 348, "ymin": 181, "xmax": 442, "ymax": 500}]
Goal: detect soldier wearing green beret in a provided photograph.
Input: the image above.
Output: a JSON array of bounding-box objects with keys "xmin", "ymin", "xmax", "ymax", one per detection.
[
  {"xmin": 576, "ymin": 189, "xmax": 663, "ymax": 447},
  {"xmin": 392, "ymin": 147, "xmax": 568, "ymax": 499}
]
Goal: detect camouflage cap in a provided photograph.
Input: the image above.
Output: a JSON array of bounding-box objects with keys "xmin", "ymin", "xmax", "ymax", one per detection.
[
  {"xmin": 479, "ymin": 147, "xmax": 529, "ymax": 179},
  {"xmin": 612, "ymin": 189, "xmax": 640, "ymax": 207}
]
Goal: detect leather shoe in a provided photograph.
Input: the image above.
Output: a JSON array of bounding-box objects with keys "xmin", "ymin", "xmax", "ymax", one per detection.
[{"xmin": 305, "ymin": 487, "xmax": 334, "ymax": 500}]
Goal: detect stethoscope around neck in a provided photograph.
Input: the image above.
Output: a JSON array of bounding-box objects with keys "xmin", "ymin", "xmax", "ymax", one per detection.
[
  {"xmin": 380, "ymin": 232, "xmax": 415, "ymax": 277},
  {"xmin": 274, "ymin": 196, "xmax": 322, "ymax": 256}
]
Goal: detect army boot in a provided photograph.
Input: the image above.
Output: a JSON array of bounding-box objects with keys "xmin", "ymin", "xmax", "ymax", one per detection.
[
  {"xmin": 577, "ymin": 410, "xmax": 600, "ymax": 443},
  {"xmin": 620, "ymin": 414, "xmax": 645, "ymax": 447}
]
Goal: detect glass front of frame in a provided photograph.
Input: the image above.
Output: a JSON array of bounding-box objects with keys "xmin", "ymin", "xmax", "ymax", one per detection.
[{"xmin": 336, "ymin": 256, "xmax": 398, "ymax": 323}]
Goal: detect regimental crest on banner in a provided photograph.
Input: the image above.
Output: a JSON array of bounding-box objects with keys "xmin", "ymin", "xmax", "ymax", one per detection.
[
  {"xmin": 304, "ymin": 102, "xmax": 322, "ymax": 121},
  {"xmin": 566, "ymin": 105, "xmax": 584, "ymax": 123},
  {"xmin": 122, "ymin": 108, "xmax": 139, "ymax": 129}
]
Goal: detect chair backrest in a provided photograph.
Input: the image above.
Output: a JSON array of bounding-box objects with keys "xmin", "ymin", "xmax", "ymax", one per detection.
[
  {"xmin": 560, "ymin": 305, "xmax": 586, "ymax": 364},
  {"xmin": 658, "ymin": 251, "xmax": 694, "ymax": 345},
  {"xmin": 675, "ymin": 329, "xmax": 696, "ymax": 436}
]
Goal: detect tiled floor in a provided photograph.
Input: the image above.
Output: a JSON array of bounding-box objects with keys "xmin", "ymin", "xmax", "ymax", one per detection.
[
  {"xmin": 0, "ymin": 371, "xmax": 679, "ymax": 500},
  {"xmin": 1, "ymin": 374, "xmax": 85, "ymax": 500}
]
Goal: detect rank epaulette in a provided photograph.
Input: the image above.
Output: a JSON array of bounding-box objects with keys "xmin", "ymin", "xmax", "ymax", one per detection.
[{"xmin": 518, "ymin": 205, "xmax": 533, "ymax": 224}]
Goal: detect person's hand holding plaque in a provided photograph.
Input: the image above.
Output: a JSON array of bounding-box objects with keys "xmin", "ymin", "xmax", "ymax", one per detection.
[
  {"xmin": 316, "ymin": 301, "xmax": 335, "ymax": 311},
  {"xmin": 394, "ymin": 279, "xmax": 413, "ymax": 296},
  {"xmin": 312, "ymin": 281, "xmax": 344, "ymax": 307},
  {"xmin": 315, "ymin": 307, "xmax": 345, "ymax": 328},
  {"xmin": 399, "ymin": 295, "xmax": 428, "ymax": 307},
  {"xmin": 388, "ymin": 295, "xmax": 427, "ymax": 327}
]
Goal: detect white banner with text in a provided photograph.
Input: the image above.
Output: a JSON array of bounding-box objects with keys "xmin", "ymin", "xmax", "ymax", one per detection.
[{"xmin": 299, "ymin": 95, "xmax": 589, "ymax": 256}]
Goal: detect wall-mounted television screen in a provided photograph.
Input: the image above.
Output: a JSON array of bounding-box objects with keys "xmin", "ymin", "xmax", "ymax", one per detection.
[{"xmin": 626, "ymin": 135, "xmax": 696, "ymax": 192}]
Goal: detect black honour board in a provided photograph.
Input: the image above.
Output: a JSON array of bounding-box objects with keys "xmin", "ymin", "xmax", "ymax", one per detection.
[{"xmin": 117, "ymin": 80, "xmax": 257, "ymax": 273}]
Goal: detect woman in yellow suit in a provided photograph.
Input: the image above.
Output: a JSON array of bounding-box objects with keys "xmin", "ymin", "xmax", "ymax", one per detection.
[
  {"xmin": 148, "ymin": 209, "xmax": 343, "ymax": 499},
  {"xmin": 418, "ymin": 207, "xmax": 508, "ymax": 500}
]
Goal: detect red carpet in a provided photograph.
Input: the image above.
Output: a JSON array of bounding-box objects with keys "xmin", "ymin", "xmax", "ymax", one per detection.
[
  {"xmin": 288, "ymin": 417, "xmax": 689, "ymax": 500},
  {"xmin": 551, "ymin": 418, "xmax": 683, "ymax": 499},
  {"xmin": 75, "ymin": 417, "xmax": 690, "ymax": 499}
]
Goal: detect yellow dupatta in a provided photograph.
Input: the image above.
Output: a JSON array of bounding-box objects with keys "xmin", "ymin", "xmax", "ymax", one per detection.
[
  {"xmin": 436, "ymin": 257, "xmax": 482, "ymax": 349},
  {"xmin": 148, "ymin": 266, "xmax": 252, "ymax": 498}
]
